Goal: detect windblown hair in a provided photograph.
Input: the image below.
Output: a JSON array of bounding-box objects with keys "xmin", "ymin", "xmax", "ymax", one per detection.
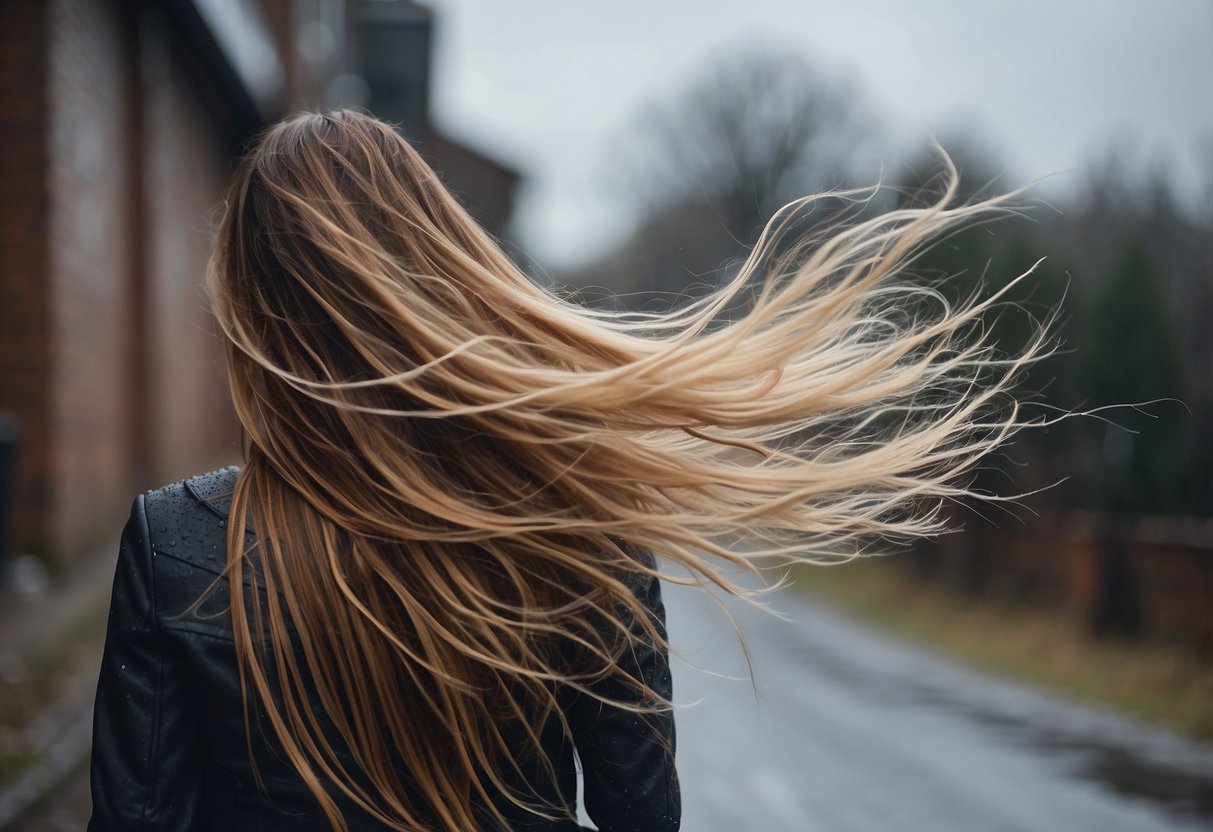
[{"xmin": 207, "ymin": 110, "xmax": 1050, "ymax": 830}]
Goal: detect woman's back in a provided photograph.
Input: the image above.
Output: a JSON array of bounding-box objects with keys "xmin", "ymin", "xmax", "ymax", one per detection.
[{"xmin": 88, "ymin": 467, "xmax": 679, "ymax": 830}]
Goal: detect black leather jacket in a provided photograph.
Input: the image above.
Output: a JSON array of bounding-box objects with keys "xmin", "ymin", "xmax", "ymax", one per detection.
[{"xmin": 86, "ymin": 467, "xmax": 680, "ymax": 831}]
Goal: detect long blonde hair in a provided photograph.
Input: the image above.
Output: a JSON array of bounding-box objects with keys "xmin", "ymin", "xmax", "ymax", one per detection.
[{"xmin": 207, "ymin": 110, "xmax": 1050, "ymax": 830}]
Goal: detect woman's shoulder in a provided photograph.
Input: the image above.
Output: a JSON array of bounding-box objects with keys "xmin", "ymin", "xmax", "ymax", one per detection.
[
  {"xmin": 143, "ymin": 465, "xmax": 240, "ymax": 518},
  {"xmin": 133, "ymin": 466, "xmax": 257, "ymax": 627},
  {"xmin": 138, "ymin": 465, "xmax": 253, "ymax": 535}
]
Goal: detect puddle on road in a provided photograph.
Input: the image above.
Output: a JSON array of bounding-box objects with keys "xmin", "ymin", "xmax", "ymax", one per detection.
[
  {"xmin": 795, "ymin": 637, "xmax": 1213, "ymax": 826},
  {"xmin": 983, "ymin": 715, "xmax": 1213, "ymax": 825}
]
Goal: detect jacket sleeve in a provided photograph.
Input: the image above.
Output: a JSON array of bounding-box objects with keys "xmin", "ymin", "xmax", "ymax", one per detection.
[
  {"xmin": 570, "ymin": 570, "xmax": 681, "ymax": 831},
  {"xmin": 87, "ymin": 495, "xmax": 204, "ymax": 831}
]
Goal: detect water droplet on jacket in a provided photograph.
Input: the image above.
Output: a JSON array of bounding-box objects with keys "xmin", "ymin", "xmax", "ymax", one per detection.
[
  {"xmin": 120, "ymin": 664, "xmax": 126, "ymax": 670},
  {"xmin": 218, "ymin": 519, "xmax": 226, "ymax": 527},
  {"xmin": 170, "ymin": 539, "xmax": 177, "ymax": 547},
  {"xmin": 182, "ymin": 531, "xmax": 191, "ymax": 539}
]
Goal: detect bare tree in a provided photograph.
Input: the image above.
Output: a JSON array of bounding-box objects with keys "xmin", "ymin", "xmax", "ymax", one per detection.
[
  {"xmin": 625, "ymin": 47, "xmax": 868, "ymax": 236},
  {"xmin": 581, "ymin": 46, "xmax": 875, "ymax": 299}
]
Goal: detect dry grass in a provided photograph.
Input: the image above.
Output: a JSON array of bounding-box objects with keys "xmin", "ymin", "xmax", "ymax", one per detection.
[{"xmin": 791, "ymin": 556, "xmax": 1213, "ymax": 741}]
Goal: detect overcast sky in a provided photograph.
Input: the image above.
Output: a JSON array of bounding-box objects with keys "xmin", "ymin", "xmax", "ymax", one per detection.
[{"xmin": 421, "ymin": 0, "xmax": 1212, "ymax": 270}]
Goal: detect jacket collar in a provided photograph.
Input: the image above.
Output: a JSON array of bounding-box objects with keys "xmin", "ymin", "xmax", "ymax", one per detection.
[{"xmin": 183, "ymin": 465, "xmax": 256, "ymax": 535}]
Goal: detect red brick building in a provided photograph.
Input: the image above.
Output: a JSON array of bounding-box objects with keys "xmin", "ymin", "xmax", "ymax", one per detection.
[{"xmin": 0, "ymin": 0, "xmax": 519, "ymax": 570}]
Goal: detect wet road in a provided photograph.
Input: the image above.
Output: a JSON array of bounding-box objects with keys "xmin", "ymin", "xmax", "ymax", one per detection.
[{"xmin": 652, "ymin": 578, "xmax": 1213, "ymax": 832}]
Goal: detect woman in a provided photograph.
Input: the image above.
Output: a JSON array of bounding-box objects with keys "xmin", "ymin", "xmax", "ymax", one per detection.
[{"xmin": 87, "ymin": 110, "xmax": 1047, "ymax": 831}]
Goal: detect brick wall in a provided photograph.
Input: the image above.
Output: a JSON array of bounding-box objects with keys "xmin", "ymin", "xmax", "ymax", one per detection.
[
  {"xmin": 142, "ymin": 32, "xmax": 239, "ymax": 483},
  {"xmin": 46, "ymin": 0, "xmax": 136, "ymax": 558},
  {"xmin": 0, "ymin": 1, "xmax": 52, "ymax": 559},
  {"xmin": 0, "ymin": 0, "xmax": 242, "ymax": 568}
]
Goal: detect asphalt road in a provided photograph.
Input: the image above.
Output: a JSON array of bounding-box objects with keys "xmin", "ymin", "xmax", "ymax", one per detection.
[{"xmin": 657, "ymin": 577, "xmax": 1213, "ymax": 832}]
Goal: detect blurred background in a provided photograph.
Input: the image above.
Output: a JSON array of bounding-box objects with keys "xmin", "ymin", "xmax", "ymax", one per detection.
[{"xmin": 0, "ymin": 0, "xmax": 1209, "ymax": 829}]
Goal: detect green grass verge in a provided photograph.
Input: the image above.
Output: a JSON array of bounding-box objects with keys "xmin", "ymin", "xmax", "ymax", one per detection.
[{"xmin": 790, "ymin": 556, "xmax": 1213, "ymax": 741}]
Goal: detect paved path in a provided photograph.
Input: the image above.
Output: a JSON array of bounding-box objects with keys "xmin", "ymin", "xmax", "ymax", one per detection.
[{"xmin": 659, "ymin": 578, "xmax": 1213, "ymax": 832}]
